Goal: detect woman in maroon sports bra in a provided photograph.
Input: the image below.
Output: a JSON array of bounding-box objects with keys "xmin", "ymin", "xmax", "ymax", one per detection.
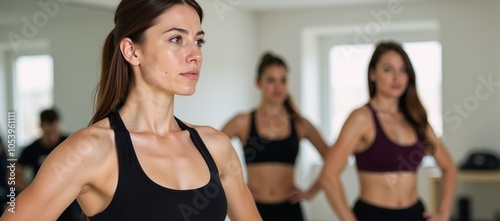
[{"xmin": 320, "ymin": 41, "xmax": 457, "ymax": 221}]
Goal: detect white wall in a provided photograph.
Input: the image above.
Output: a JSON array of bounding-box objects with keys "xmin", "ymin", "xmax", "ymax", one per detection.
[
  {"xmin": 256, "ymin": 0, "xmax": 500, "ymax": 220},
  {"xmin": 50, "ymin": 18, "xmax": 112, "ymax": 130},
  {"xmin": 0, "ymin": 3, "xmax": 112, "ymax": 133}
]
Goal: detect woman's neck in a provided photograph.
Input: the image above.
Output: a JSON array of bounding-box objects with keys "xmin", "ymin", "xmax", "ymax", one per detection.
[
  {"xmin": 370, "ymin": 96, "xmax": 400, "ymax": 113},
  {"xmin": 257, "ymin": 102, "xmax": 286, "ymax": 116},
  {"xmin": 119, "ymin": 88, "xmax": 178, "ymax": 135}
]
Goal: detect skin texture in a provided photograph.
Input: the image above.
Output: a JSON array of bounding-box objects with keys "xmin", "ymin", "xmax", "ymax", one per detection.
[
  {"xmin": 222, "ymin": 64, "xmax": 329, "ymax": 205},
  {"xmin": 320, "ymin": 50, "xmax": 456, "ymax": 221},
  {"xmin": 0, "ymin": 5, "xmax": 261, "ymax": 221}
]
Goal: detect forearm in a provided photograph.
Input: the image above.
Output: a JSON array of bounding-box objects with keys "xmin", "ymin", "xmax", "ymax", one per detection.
[
  {"xmin": 321, "ymin": 175, "xmax": 356, "ymax": 221},
  {"xmin": 437, "ymin": 167, "xmax": 457, "ymax": 219}
]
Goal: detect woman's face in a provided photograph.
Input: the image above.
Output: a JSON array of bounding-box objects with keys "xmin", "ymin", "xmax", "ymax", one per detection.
[
  {"xmin": 257, "ymin": 65, "xmax": 288, "ymax": 104},
  {"xmin": 135, "ymin": 4, "xmax": 205, "ymax": 96},
  {"xmin": 370, "ymin": 50, "xmax": 409, "ymax": 98}
]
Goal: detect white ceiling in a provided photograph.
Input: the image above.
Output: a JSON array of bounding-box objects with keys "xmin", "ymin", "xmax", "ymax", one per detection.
[
  {"xmin": 0, "ymin": 0, "xmax": 429, "ymax": 27},
  {"xmin": 68, "ymin": 0, "xmax": 397, "ymax": 10}
]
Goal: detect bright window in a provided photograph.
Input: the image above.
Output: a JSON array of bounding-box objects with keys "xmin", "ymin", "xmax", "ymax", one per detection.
[{"xmin": 14, "ymin": 55, "xmax": 54, "ymax": 146}]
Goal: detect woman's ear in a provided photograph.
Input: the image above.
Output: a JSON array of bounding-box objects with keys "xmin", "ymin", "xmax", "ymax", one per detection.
[{"xmin": 119, "ymin": 37, "xmax": 140, "ymax": 66}]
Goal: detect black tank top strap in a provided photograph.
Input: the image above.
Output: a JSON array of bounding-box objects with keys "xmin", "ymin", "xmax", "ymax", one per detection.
[
  {"xmin": 174, "ymin": 117, "xmax": 220, "ymax": 175},
  {"xmin": 108, "ymin": 111, "xmax": 136, "ymax": 175},
  {"xmin": 249, "ymin": 110, "xmax": 258, "ymax": 137},
  {"xmin": 108, "ymin": 110, "xmax": 126, "ymax": 131}
]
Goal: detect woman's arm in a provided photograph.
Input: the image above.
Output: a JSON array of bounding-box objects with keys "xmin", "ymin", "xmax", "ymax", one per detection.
[
  {"xmin": 0, "ymin": 128, "xmax": 106, "ymax": 221},
  {"xmin": 299, "ymin": 117, "xmax": 330, "ymax": 158},
  {"xmin": 288, "ymin": 177, "xmax": 322, "ymax": 204},
  {"xmin": 320, "ymin": 108, "xmax": 370, "ymax": 221},
  {"xmin": 13, "ymin": 164, "xmax": 29, "ymax": 191},
  {"xmin": 289, "ymin": 117, "xmax": 329, "ymax": 201},
  {"xmin": 423, "ymin": 126, "xmax": 457, "ymax": 221},
  {"xmin": 220, "ymin": 114, "xmax": 247, "ymax": 141},
  {"xmin": 200, "ymin": 127, "xmax": 261, "ymax": 221},
  {"xmin": 221, "ymin": 138, "xmax": 261, "ymax": 221}
]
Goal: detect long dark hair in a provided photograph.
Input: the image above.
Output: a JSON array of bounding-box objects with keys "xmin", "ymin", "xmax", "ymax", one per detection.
[
  {"xmin": 257, "ymin": 52, "xmax": 300, "ymax": 119},
  {"xmin": 90, "ymin": 0, "xmax": 203, "ymax": 125},
  {"xmin": 368, "ymin": 41, "xmax": 434, "ymax": 154}
]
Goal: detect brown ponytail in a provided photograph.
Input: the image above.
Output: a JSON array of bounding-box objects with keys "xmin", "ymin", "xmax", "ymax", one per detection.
[
  {"xmin": 283, "ymin": 95, "xmax": 299, "ymax": 120},
  {"xmin": 90, "ymin": 30, "xmax": 131, "ymax": 125}
]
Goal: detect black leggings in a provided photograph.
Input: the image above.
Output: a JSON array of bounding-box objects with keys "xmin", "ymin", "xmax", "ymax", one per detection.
[
  {"xmin": 353, "ymin": 199, "xmax": 426, "ymax": 221},
  {"xmin": 255, "ymin": 201, "xmax": 304, "ymax": 221}
]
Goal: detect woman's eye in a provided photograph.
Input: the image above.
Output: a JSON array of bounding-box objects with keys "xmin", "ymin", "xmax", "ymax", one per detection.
[
  {"xmin": 170, "ymin": 36, "xmax": 182, "ymax": 44},
  {"xmin": 195, "ymin": 38, "xmax": 206, "ymax": 47}
]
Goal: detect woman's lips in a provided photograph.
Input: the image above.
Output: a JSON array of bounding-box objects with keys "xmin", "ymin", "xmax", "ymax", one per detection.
[{"xmin": 181, "ymin": 70, "xmax": 199, "ymax": 80}]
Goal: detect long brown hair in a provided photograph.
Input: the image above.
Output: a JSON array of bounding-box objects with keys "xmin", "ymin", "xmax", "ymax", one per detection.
[
  {"xmin": 368, "ymin": 41, "xmax": 434, "ymax": 154},
  {"xmin": 257, "ymin": 52, "xmax": 300, "ymax": 119},
  {"xmin": 89, "ymin": 0, "xmax": 203, "ymax": 125}
]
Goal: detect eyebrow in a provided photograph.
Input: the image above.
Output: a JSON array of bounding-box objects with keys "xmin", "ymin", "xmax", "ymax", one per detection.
[{"xmin": 164, "ymin": 27, "xmax": 205, "ymax": 36}]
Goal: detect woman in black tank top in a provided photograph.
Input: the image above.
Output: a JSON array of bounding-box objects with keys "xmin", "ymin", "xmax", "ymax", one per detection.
[
  {"xmin": 0, "ymin": 1, "xmax": 261, "ymax": 221},
  {"xmin": 221, "ymin": 52, "xmax": 330, "ymax": 221}
]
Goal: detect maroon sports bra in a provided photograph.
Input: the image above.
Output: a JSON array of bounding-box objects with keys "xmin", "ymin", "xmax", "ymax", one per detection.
[{"xmin": 354, "ymin": 103, "xmax": 425, "ymax": 172}]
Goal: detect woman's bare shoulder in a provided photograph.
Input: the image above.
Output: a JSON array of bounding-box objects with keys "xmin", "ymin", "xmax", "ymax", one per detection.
[
  {"xmin": 185, "ymin": 123, "xmax": 229, "ymax": 145},
  {"xmin": 57, "ymin": 118, "xmax": 115, "ymax": 160},
  {"xmin": 346, "ymin": 105, "xmax": 372, "ymax": 125},
  {"xmin": 184, "ymin": 122, "xmax": 234, "ymax": 157},
  {"xmin": 227, "ymin": 112, "xmax": 251, "ymax": 127}
]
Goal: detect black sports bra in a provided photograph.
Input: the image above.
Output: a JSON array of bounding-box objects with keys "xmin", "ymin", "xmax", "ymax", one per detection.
[
  {"xmin": 243, "ymin": 111, "xmax": 300, "ymax": 165},
  {"xmin": 89, "ymin": 111, "xmax": 227, "ymax": 221}
]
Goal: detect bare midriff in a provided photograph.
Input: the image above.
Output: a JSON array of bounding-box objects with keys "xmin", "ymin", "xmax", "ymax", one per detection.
[
  {"xmin": 358, "ymin": 171, "xmax": 420, "ymax": 209},
  {"xmin": 246, "ymin": 163, "xmax": 295, "ymax": 203}
]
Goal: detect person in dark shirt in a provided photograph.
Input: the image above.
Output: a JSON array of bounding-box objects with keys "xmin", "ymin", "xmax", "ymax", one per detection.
[
  {"xmin": 17, "ymin": 109, "xmax": 67, "ymax": 188},
  {"xmin": 16, "ymin": 108, "xmax": 80, "ymax": 221}
]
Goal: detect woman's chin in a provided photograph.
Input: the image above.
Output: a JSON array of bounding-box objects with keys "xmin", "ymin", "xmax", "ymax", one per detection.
[{"xmin": 178, "ymin": 87, "xmax": 196, "ymax": 96}]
